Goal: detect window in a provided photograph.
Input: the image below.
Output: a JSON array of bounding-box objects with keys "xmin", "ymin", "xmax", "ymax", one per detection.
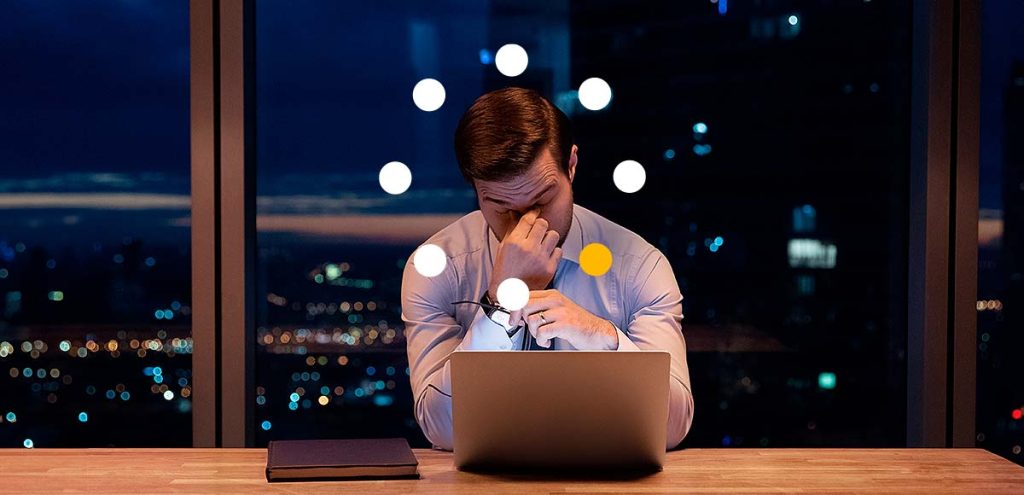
[
  {"xmin": 0, "ymin": 1, "xmax": 191, "ymax": 447},
  {"xmin": 253, "ymin": 1, "xmax": 910, "ymax": 447},
  {"xmin": 976, "ymin": 0, "xmax": 1024, "ymax": 465}
]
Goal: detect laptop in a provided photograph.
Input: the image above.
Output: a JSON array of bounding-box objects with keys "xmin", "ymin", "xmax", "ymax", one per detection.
[{"xmin": 451, "ymin": 350, "xmax": 670, "ymax": 472}]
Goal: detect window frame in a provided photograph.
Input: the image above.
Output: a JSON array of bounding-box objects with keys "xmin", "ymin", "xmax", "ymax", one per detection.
[{"xmin": 189, "ymin": 0, "xmax": 981, "ymax": 448}]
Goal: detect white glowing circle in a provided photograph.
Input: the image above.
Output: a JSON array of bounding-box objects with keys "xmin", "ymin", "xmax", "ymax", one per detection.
[
  {"xmin": 613, "ymin": 160, "xmax": 646, "ymax": 193},
  {"xmin": 412, "ymin": 78, "xmax": 446, "ymax": 112},
  {"xmin": 496, "ymin": 278, "xmax": 529, "ymax": 311},
  {"xmin": 578, "ymin": 77, "xmax": 612, "ymax": 110},
  {"xmin": 495, "ymin": 44, "xmax": 529, "ymax": 77},
  {"xmin": 379, "ymin": 161, "xmax": 412, "ymax": 195},
  {"xmin": 413, "ymin": 244, "xmax": 447, "ymax": 278}
]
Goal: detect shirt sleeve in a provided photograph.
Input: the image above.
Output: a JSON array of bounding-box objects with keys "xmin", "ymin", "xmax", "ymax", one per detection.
[
  {"xmin": 400, "ymin": 250, "xmax": 519, "ymax": 451},
  {"xmin": 616, "ymin": 249, "xmax": 695, "ymax": 450}
]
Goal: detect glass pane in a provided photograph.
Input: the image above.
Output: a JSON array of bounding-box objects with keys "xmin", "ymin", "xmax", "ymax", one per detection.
[
  {"xmin": 976, "ymin": 0, "xmax": 1024, "ymax": 465},
  {"xmin": 254, "ymin": 1, "xmax": 909, "ymax": 447},
  {"xmin": 0, "ymin": 2, "xmax": 192, "ymax": 447}
]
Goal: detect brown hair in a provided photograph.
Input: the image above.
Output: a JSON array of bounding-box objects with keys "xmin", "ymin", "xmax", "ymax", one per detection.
[{"xmin": 453, "ymin": 87, "xmax": 573, "ymax": 183}]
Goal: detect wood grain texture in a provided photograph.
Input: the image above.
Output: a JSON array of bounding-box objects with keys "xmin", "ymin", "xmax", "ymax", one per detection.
[{"xmin": 1, "ymin": 448, "xmax": 1023, "ymax": 494}]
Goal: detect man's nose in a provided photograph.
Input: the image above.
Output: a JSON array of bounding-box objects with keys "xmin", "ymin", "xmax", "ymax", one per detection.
[
  {"xmin": 516, "ymin": 206, "xmax": 542, "ymax": 219},
  {"xmin": 504, "ymin": 208, "xmax": 540, "ymax": 237},
  {"xmin": 509, "ymin": 207, "xmax": 539, "ymax": 224}
]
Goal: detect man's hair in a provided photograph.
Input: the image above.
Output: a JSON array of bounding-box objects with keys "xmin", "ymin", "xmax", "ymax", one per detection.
[{"xmin": 453, "ymin": 87, "xmax": 574, "ymax": 183}]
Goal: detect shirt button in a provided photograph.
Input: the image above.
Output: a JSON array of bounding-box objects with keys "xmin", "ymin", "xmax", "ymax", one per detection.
[{"xmin": 499, "ymin": 344, "xmax": 509, "ymax": 350}]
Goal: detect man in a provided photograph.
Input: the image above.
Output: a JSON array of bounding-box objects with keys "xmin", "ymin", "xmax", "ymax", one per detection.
[{"xmin": 401, "ymin": 87, "xmax": 694, "ymax": 451}]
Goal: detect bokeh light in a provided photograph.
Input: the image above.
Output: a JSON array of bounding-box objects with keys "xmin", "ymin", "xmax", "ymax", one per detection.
[
  {"xmin": 818, "ymin": 372, "xmax": 837, "ymax": 390},
  {"xmin": 412, "ymin": 78, "xmax": 445, "ymax": 112},
  {"xmin": 378, "ymin": 161, "xmax": 412, "ymax": 195},
  {"xmin": 578, "ymin": 77, "xmax": 612, "ymax": 110},
  {"xmin": 413, "ymin": 244, "xmax": 447, "ymax": 277},
  {"xmin": 496, "ymin": 278, "xmax": 529, "ymax": 311},
  {"xmin": 613, "ymin": 160, "xmax": 646, "ymax": 193},
  {"xmin": 495, "ymin": 43, "xmax": 528, "ymax": 77}
]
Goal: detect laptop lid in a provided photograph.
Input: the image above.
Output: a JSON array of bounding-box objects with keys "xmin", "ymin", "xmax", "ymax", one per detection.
[{"xmin": 452, "ymin": 350, "xmax": 670, "ymax": 471}]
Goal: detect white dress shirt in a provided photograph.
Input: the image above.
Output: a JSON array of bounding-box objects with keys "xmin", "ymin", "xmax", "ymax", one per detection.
[{"xmin": 401, "ymin": 204, "xmax": 694, "ymax": 451}]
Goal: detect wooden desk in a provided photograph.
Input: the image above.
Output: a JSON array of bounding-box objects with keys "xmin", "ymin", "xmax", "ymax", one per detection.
[{"xmin": 3, "ymin": 448, "xmax": 1024, "ymax": 494}]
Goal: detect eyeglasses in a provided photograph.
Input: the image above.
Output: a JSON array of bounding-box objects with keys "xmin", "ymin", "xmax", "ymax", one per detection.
[{"xmin": 451, "ymin": 300, "xmax": 524, "ymax": 339}]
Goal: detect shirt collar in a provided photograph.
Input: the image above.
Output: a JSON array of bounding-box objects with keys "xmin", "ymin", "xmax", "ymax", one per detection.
[
  {"xmin": 561, "ymin": 207, "xmax": 583, "ymax": 264},
  {"xmin": 487, "ymin": 205, "xmax": 584, "ymax": 265}
]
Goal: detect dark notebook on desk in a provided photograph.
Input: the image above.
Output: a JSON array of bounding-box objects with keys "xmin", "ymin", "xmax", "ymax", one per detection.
[{"xmin": 265, "ymin": 438, "xmax": 419, "ymax": 482}]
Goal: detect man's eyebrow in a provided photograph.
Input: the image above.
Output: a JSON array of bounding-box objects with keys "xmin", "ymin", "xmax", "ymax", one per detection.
[
  {"xmin": 483, "ymin": 194, "xmax": 512, "ymax": 207},
  {"xmin": 529, "ymin": 182, "xmax": 556, "ymax": 204}
]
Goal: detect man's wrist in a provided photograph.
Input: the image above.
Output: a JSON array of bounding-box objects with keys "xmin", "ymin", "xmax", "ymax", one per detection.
[{"xmin": 480, "ymin": 291, "xmax": 516, "ymax": 334}]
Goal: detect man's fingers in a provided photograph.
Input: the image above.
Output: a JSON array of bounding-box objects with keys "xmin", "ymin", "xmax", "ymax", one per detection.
[
  {"xmin": 532, "ymin": 320, "xmax": 561, "ymax": 348},
  {"xmin": 530, "ymin": 289, "xmax": 559, "ymax": 298},
  {"xmin": 508, "ymin": 209, "xmax": 539, "ymax": 240},
  {"xmin": 541, "ymin": 229, "xmax": 560, "ymax": 254},
  {"xmin": 525, "ymin": 312, "xmax": 546, "ymax": 342},
  {"xmin": 520, "ymin": 290, "xmax": 558, "ymax": 315},
  {"xmin": 506, "ymin": 289, "xmax": 559, "ymax": 328},
  {"xmin": 548, "ymin": 247, "xmax": 563, "ymax": 271},
  {"xmin": 507, "ymin": 309, "xmax": 522, "ymax": 327},
  {"xmin": 527, "ymin": 315, "xmax": 549, "ymax": 347},
  {"xmin": 526, "ymin": 216, "xmax": 549, "ymax": 243},
  {"xmin": 525, "ymin": 300, "xmax": 564, "ymax": 348}
]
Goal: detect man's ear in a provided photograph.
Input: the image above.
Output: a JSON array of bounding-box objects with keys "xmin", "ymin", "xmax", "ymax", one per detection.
[{"xmin": 568, "ymin": 145, "xmax": 578, "ymax": 183}]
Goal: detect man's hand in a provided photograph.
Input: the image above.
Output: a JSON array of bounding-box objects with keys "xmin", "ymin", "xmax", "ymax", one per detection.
[
  {"xmin": 512, "ymin": 289, "xmax": 618, "ymax": 350},
  {"xmin": 488, "ymin": 209, "xmax": 562, "ymax": 299}
]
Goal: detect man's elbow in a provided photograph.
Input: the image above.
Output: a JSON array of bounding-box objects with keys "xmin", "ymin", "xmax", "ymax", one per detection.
[
  {"xmin": 666, "ymin": 384, "xmax": 695, "ymax": 450},
  {"xmin": 415, "ymin": 391, "xmax": 454, "ymax": 451}
]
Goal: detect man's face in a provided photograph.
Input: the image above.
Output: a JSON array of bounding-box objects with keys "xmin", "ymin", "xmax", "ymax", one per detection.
[{"xmin": 474, "ymin": 145, "xmax": 578, "ymax": 246}]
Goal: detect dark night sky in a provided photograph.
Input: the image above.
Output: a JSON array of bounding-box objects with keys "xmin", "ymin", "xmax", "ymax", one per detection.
[
  {"xmin": 0, "ymin": 1, "xmax": 189, "ymax": 183},
  {"xmin": 0, "ymin": 1, "xmax": 488, "ymax": 197},
  {"xmin": 980, "ymin": 0, "xmax": 1024, "ymax": 209},
  {"xmin": 253, "ymin": 0, "xmax": 490, "ymax": 192},
  {"xmin": 0, "ymin": 0, "xmax": 1020, "ymax": 208}
]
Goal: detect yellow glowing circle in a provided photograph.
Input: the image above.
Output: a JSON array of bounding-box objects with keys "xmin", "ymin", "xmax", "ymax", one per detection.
[{"xmin": 579, "ymin": 243, "xmax": 613, "ymax": 277}]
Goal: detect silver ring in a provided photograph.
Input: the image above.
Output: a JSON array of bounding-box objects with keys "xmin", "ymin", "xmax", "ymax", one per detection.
[{"xmin": 539, "ymin": 312, "xmax": 546, "ymax": 323}]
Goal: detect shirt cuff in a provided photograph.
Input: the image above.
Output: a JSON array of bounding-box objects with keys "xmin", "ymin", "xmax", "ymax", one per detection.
[
  {"xmin": 611, "ymin": 323, "xmax": 640, "ymax": 351},
  {"xmin": 461, "ymin": 306, "xmax": 517, "ymax": 351}
]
